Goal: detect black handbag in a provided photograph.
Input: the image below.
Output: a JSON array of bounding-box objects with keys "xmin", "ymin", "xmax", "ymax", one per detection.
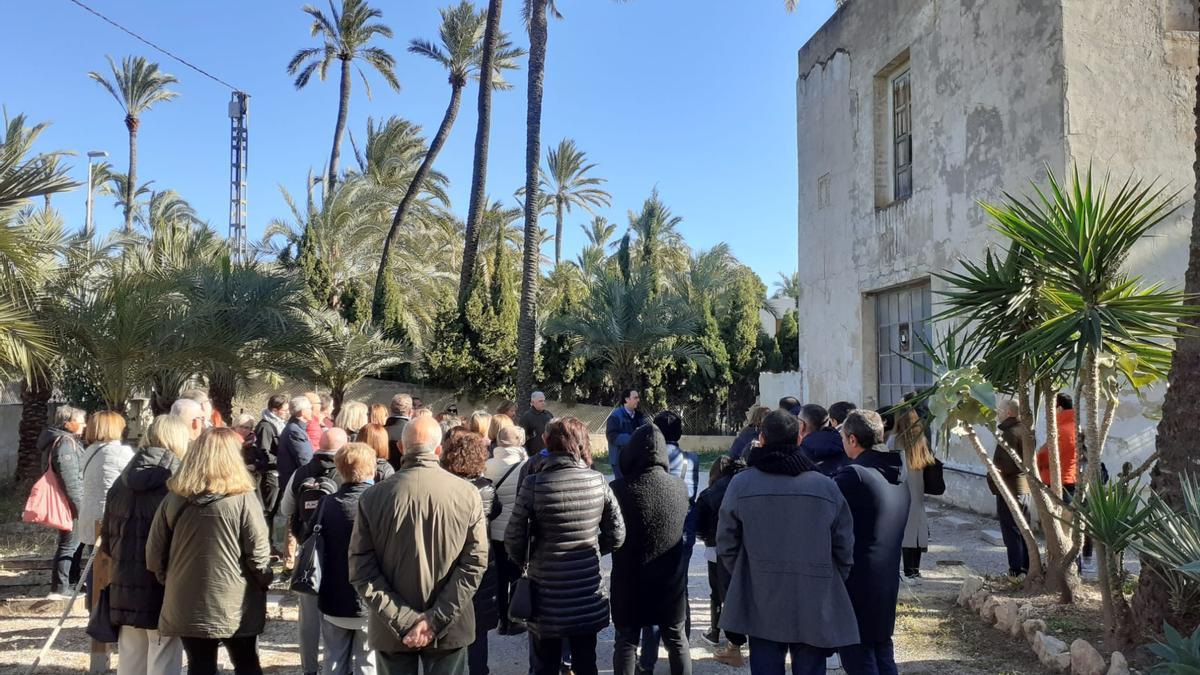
[
  {"xmin": 86, "ymin": 586, "xmax": 119, "ymax": 643},
  {"xmin": 923, "ymin": 458, "xmax": 946, "ymax": 496},
  {"xmin": 290, "ymin": 498, "xmax": 329, "ymax": 596},
  {"xmin": 508, "ymin": 519, "xmax": 535, "ymax": 621}
]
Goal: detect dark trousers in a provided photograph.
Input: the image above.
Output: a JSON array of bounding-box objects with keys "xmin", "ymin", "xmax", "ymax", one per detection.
[
  {"xmin": 747, "ymin": 637, "xmax": 827, "ymax": 675},
  {"xmin": 493, "ymin": 539, "xmax": 519, "ymax": 626},
  {"xmin": 639, "ymin": 626, "xmax": 660, "ymax": 671},
  {"xmin": 468, "ymin": 616, "xmax": 489, "ymax": 675},
  {"xmin": 839, "ymin": 639, "xmax": 898, "ymax": 675},
  {"xmin": 51, "ymin": 528, "xmax": 82, "ymax": 592},
  {"xmin": 259, "ymin": 469, "xmax": 280, "ymax": 523},
  {"xmin": 996, "ymin": 495, "xmax": 1029, "ymax": 575},
  {"xmin": 901, "ymin": 548, "xmax": 923, "ymax": 577},
  {"xmin": 378, "ymin": 647, "xmax": 467, "ymax": 675},
  {"xmin": 533, "ymin": 634, "xmax": 595, "ymax": 675},
  {"xmin": 615, "ymin": 621, "xmax": 691, "ymax": 675},
  {"xmin": 180, "ymin": 635, "xmax": 262, "ymax": 675},
  {"xmin": 709, "ymin": 561, "xmax": 746, "ymax": 646}
]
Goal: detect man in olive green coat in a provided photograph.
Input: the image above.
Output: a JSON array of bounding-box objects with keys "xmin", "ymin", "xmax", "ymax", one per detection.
[{"xmin": 349, "ymin": 415, "xmax": 488, "ymax": 675}]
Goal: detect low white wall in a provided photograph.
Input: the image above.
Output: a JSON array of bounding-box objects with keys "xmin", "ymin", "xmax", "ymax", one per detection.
[{"xmin": 758, "ymin": 372, "xmax": 803, "ymax": 409}]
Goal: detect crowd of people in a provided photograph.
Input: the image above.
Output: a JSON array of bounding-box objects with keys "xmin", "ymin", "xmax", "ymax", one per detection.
[{"xmin": 33, "ymin": 385, "xmax": 991, "ymax": 675}]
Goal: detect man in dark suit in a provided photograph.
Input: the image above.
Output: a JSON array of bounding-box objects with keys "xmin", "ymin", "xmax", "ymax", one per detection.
[{"xmin": 834, "ymin": 410, "xmax": 910, "ymax": 675}]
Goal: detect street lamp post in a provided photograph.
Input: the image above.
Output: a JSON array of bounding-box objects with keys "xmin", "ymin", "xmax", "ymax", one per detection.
[{"xmin": 85, "ymin": 150, "xmax": 108, "ymax": 237}]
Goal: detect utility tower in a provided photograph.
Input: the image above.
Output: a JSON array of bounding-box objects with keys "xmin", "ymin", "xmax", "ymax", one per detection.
[{"xmin": 228, "ymin": 91, "xmax": 249, "ymax": 261}]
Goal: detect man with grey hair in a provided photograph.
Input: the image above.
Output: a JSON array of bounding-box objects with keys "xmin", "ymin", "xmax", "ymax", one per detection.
[
  {"xmin": 42, "ymin": 405, "xmax": 87, "ymax": 598},
  {"xmin": 350, "ymin": 415, "xmax": 488, "ymax": 673},
  {"xmin": 834, "ymin": 410, "xmax": 910, "ymax": 673},
  {"xmin": 519, "ymin": 391, "xmax": 553, "ymax": 454},
  {"xmin": 385, "ymin": 393, "xmax": 414, "ymax": 470},
  {"xmin": 179, "ymin": 388, "xmax": 213, "ymax": 427},
  {"xmin": 991, "ymin": 399, "xmax": 1029, "ymax": 577},
  {"xmin": 170, "ymin": 398, "xmax": 205, "ymax": 440}
]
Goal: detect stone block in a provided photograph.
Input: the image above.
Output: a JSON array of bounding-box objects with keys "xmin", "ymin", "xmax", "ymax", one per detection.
[
  {"xmin": 968, "ymin": 588, "xmax": 990, "ymax": 611},
  {"xmin": 1035, "ymin": 631, "xmax": 1068, "ymax": 661},
  {"xmin": 1023, "ymin": 619, "xmax": 1047, "ymax": 643},
  {"xmin": 981, "ymin": 529, "xmax": 1005, "ymax": 546},
  {"xmin": 994, "ymin": 599, "xmax": 1020, "ymax": 632},
  {"xmin": 957, "ymin": 576, "xmax": 985, "ymax": 606},
  {"xmin": 980, "ymin": 596, "xmax": 1001, "ymax": 622},
  {"xmin": 1070, "ymin": 639, "xmax": 1106, "ymax": 675},
  {"xmin": 1051, "ymin": 652, "xmax": 1072, "ymax": 673},
  {"xmin": 1106, "ymin": 652, "xmax": 1129, "ymax": 675}
]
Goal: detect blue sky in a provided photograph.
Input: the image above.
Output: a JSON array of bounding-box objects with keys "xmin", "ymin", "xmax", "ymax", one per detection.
[{"xmin": 5, "ymin": 0, "xmax": 836, "ymax": 286}]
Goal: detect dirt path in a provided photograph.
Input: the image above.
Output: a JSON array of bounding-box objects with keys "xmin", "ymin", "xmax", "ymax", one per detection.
[{"xmin": 0, "ymin": 497, "xmax": 1052, "ymax": 674}]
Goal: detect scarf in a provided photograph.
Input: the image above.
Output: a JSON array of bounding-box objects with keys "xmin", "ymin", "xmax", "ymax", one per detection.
[
  {"xmin": 747, "ymin": 442, "xmax": 817, "ymax": 476},
  {"xmin": 262, "ymin": 409, "xmax": 286, "ymax": 435}
]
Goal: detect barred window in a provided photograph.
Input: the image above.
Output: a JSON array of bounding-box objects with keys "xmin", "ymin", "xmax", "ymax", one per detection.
[{"xmin": 891, "ymin": 69, "xmax": 912, "ymax": 201}]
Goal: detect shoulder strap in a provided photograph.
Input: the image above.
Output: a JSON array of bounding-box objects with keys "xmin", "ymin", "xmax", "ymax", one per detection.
[
  {"xmin": 494, "ymin": 461, "xmax": 522, "ymax": 490},
  {"xmin": 81, "ymin": 444, "xmax": 103, "ymax": 478}
]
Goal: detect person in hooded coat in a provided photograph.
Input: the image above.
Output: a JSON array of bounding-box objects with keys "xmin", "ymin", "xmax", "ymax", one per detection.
[
  {"xmin": 833, "ymin": 410, "xmax": 911, "ymax": 675},
  {"xmin": 101, "ymin": 415, "xmax": 191, "ymax": 675},
  {"xmin": 609, "ymin": 425, "xmax": 692, "ymax": 675}
]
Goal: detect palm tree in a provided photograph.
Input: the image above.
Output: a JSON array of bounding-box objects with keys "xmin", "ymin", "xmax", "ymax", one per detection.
[
  {"xmin": 289, "ymin": 310, "xmax": 409, "ymax": 415},
  {"xmin": 88, "ymin": 55, "xmax": 179, "ymax": 234},
  {"xmin": 545, "ymin": 259, "xmax": 709, "ymax": 394},
  {"xmin": 774, "ymin": 270, "xmax": 802, "ymax": 310},
  {"xmin": 287, "ymin": 0, "xmax": 400, "ymax": 190},
  {"xmin": 373, "ymin": 1, "xmax": 522, "ymax": 323},
  {"xmin": 627, "ymin": 190, "xmax": 687, "ymax": 290},
  {"xmin": 459, "ymin": 0, "xmax": 509, "ymax": 311},
  {"xmin": 536, "ymin": 138, "xmax": 611, "ymax": 268}
]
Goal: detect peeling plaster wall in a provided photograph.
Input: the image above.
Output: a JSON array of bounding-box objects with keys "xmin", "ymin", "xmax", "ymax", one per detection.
[
  {"xmin": 1060, "ymin": 0, "xmax": 1198, "ymax": 475},
  {"xmin": 796, "ymin": 0, "xmax": 1196, "ymax": 511},
  {"xmin": 796, "ymin": 0, "xmax": 1065, "ymax": 410}
]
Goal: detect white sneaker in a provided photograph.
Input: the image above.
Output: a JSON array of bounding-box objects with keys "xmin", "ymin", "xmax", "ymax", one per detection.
[
  {"xmin": 45, "ymin": 591, "xmax": 70, "ymax": 601},
  {"xmin": 826, "ymin": 653, "xmax": 842, "ymax": 671}
]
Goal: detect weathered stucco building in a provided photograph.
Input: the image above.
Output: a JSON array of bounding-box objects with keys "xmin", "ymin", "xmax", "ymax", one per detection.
[{"xmin": 795, "ymin": 0, "xmax": 1198, "ymax": 511}]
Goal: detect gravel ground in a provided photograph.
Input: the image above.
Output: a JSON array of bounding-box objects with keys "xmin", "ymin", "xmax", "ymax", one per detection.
[{"xmin": 0, "ymin": 494, "xmax": 1059, "ymax": 674}]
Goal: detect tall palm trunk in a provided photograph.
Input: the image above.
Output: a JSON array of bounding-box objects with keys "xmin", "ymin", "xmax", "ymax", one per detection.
[
  {"xmin": 209, "ymin": 367, "xmax": 238, "ymax": 425},
  {"xmin": 124, "ymin": 115, "xmax": 138, "ymax": 234},
  {"xmin": 374, "ymin": 83, "xmax": 465, "ymax": 322},
  {"xmin": 16, "ymin": 376, "xmax": 51, "ymax": 484},
  {"xmin": 1133, "ymin": 11, "xmax": 1200, "ymax": 631},
  {"xmin": 459, "ymin": 0, "xmax": 505, "ymax": 312},
  {"xmin": 328, "ymin": 58, "xmax": 353, "ymax": 192},
  {"xmin": 554, "ymin": 197, "xmax": 564, "ymax": 268},
  {"xmin": 516, "ymin": 1, "xmax": 549, "ymax": 417}
]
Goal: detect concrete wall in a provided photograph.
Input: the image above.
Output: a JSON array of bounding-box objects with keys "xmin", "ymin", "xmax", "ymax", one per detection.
[
  {"xmin": 796, "ymin": 0, "xmax": 1066, "ymax": 410},
  {"xmin": 795, "ymin": 0, "xmax": 1197, "ymax": 506},
  {"xmin": 758, "ymin": 371, "xmax": 804, "ymax": 410}
]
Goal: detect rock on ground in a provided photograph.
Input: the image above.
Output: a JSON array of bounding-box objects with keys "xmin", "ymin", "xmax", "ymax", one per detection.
[{"xmin": 1070, "ymin": 639, "xmax": 1107, "ymax": 675}]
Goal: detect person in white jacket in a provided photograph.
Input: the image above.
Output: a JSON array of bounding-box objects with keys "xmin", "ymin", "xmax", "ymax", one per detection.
[
  {"xmin": 483, "ymin": 425, "xmax": 528, "ymax": 635},
  {"xmin": 78, "ymin": 411, "xmax": 134, "ymax": 548}
]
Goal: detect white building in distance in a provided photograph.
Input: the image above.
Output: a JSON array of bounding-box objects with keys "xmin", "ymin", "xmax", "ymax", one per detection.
[{"xmin": 794, "ymin": 0, "xmax": 1197, "ymax": 511}]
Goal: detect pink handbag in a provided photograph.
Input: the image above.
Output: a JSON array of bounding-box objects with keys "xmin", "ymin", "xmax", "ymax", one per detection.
[{"xmin": 23, "ymin": 461, "xmax": 74, "ymax": 532}]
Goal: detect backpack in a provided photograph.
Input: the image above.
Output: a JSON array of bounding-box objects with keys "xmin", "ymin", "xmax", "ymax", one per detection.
[{"xmin": 292, "ymin": 460, "xmax": 338, "ymax": 540}]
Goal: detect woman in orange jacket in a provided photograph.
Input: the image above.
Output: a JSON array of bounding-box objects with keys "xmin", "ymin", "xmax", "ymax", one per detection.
[{"xmin": 1036, "ymin": 393, "xmax": 1077, "ymax": 497}]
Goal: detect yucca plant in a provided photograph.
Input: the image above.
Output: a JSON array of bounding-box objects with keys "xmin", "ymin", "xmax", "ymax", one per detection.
[
  {"xmin": 1077, "ymin": 480, "xmax": 1156, "ymax": 643},
  {"xmin": 1136, "ymin": 475, "xmax": 1200, "ymax": 615},
  {"xmin": 1148, "ymin": 622, "xmax": 1200, "ymax": 674}
]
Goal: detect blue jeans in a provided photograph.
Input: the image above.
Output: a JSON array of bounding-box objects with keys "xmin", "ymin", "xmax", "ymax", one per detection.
[
  {"xmin": 838, "ymin": 639, "xmax": 898, "ymax": 675},
  {"xmin": 747, "ymin": 637, "xmax": 827, "ymax": 675}
]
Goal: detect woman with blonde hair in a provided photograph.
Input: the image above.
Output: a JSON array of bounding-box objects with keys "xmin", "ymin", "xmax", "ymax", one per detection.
[
  {"xmin": 368, "ymin": 403, "xmax": 388, "ymax": 427},
  {"xmin": 728, "ymin": 405, "xmax": 769, "ymax": 460},
  {"xmin": 335, "ymin": 401, "xmax": 369, "ymax": 435},
  {"xmin": 355, "ymin": 422, "xmax": 395, "ymax": 482},
  {"xmin": 101, "ymin": 415, "xmax": 191, "ymax": 675},
  {"xmin": 148, "ymin": 428, "xmax": 272, "ymax": 675},
  {"xmin": 467, "ymin": 410, "xmax": 492, "ymax": 437},
  {"xmin": 895, "ymin": 405, "xmax": 934, "ymax": 578},
  {"xmin": 488, "ymin": 414, "xmax": 514, "ymax": 449},
  {"xmin": 79, "ymin": 411, "xmax": 134, "ymax": 549}
]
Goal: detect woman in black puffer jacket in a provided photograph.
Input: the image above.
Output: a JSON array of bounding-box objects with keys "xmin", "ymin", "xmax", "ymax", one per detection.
[
  {"xmin": 100, "ymin": 414, "xmax": 191, "ymax": 675},
  {"xmin": 506, "ymin": 417, "xmax": 625, "ymax": 675},
  {"xmin": 442, "ymin": 429, "xmax": 502, "ymax": 675}
]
